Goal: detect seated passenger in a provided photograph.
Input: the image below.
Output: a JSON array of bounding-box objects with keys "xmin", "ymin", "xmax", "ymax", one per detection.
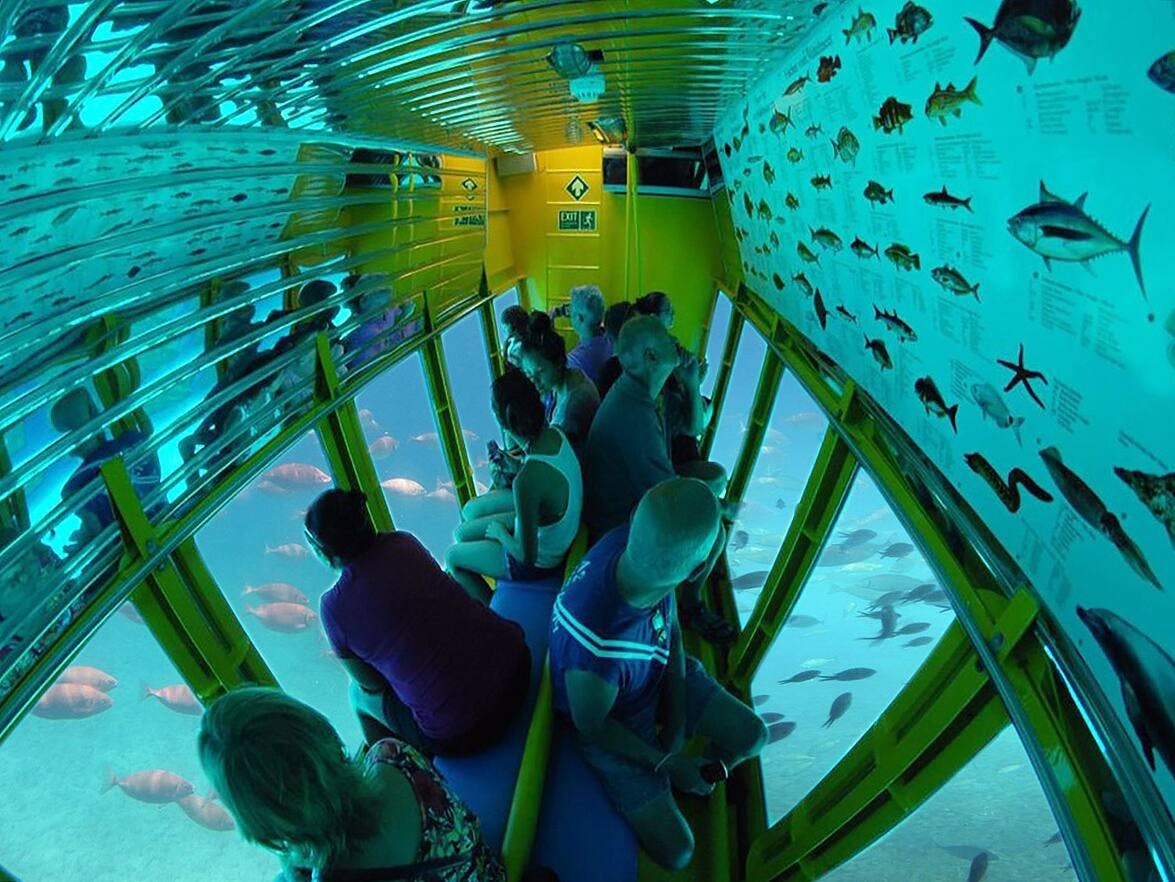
[
  {"xmin": 306, "ymin": 489, "xmax": 530, "ymax": 756},
  {"xmin": 584, "ymin": 317, "xmax": 734, "ymax": 644},
  {"xmin": 340, "ymin": 272, "xmax": 418, "ymax": 366},
  {"xmin": 593, "ymin": 300, "xmax": 633, "ymax": 400},
  {"xmin": 500, "ymin": 304, "xmax": 529, "ymax": 368},
  {"xmin": 549, "ymin": 479, "xmax": 767, "ymax": 870},
  {"xmin": 517, "ymin": 312, "xmax": 599, "ymax": 450},
  {"xmin": 50, "ymin": 389, "xmax": 161, "ymax": 553},
  {"xmin": 446, "ymin": 369, "xmax": 583, "ymax": 597},
  {"xmin": 197, "ymin": 686, "xmax": 507, "ymax": 882},
  {"xmin": 565, "ymin": 284, "xmax": 612, "ymax": 388}
]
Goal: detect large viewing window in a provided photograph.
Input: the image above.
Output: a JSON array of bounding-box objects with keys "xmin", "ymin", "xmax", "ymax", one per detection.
[
  {"xmin": 440, "ymin": 310, "xmax": 497, "ymax": 494},
  {"xmin": 699, "ymin": 293, "xmax": 732, "ymax": 400},
  {"xmin": 706, "ymin": 321, "xmax": 767, "ymax": 472}
]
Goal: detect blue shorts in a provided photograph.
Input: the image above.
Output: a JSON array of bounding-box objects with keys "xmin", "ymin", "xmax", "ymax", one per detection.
[
  {"xmin": 575, "ymin": 656, "xmax": 722, "ymax": 815},
  {"xmin": 504, "ymin": 550, "xmax": 562, "ymax": 582}
]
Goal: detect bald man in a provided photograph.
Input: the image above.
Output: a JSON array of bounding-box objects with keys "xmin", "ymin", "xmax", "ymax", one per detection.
[{"xmin": 550, "ymin": 479, "xmax": 767, "ymax": 870}]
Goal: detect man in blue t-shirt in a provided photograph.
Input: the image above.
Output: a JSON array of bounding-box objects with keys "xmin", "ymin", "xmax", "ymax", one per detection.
[{"xmin": 549, "ymin": 478, "xmax": 767, "ymax": 870}]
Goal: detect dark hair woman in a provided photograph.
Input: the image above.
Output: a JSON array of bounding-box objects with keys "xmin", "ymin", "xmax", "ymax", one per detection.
[{"xmin": 516, "ymin": 311, "xmax": 599, "ymax": 448}]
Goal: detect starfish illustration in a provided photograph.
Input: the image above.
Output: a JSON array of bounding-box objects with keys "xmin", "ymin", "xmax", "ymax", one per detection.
[{"xmin": 997, "ymin": 343, "xmax": 1048, "ymax": 409}]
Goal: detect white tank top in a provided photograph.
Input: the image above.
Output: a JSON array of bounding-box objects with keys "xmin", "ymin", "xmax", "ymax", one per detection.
[{"xmin": 528, "ymin": 428, "xmax": 583, "ymax": 569}]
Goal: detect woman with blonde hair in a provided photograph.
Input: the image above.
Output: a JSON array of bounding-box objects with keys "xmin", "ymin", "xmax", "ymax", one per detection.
[{"xmin": 197, "ymin": 686, "xmax": 505, "ymax": 881}]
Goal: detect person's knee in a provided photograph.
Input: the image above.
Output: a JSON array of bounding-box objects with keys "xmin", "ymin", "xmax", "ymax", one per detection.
[
  {"xmin": 742, "ymin": 711, "xmax": 769, "ymax": 759},
  {"xmin": 644, "ymin": 820, "xmax": 694, "ymax": 871},
  {"xmin": 724, "ymin": 703, "xmax": 769, "ymax": 761},
  {"xmin": 444, "ymin": 544, "xmax": 463, "ymax": 571}
]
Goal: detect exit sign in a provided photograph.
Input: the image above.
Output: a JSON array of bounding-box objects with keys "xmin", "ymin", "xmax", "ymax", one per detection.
[{"xmin": 558, "ymin": 209, "xmax": 597, "ymax": 232}]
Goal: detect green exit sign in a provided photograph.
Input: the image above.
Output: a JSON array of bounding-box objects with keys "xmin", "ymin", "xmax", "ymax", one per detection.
[{"xmin": 558, "ymin": 209, "xmax": 597, "ymax": 232}]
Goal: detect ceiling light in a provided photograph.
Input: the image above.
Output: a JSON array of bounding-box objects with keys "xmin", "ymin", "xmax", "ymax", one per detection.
[{"xmin": 547, "ymin": 43, "xmax": 594, "ymax": 79}]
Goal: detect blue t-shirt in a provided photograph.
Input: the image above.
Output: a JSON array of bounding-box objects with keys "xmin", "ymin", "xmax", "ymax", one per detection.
[
  {"xmin": 550, "ymin": 525, "xmax": 675, "ymax": 722},
  {"xmin": 567, "ymin": 333, "xmax": 613, "ymax": 389}
]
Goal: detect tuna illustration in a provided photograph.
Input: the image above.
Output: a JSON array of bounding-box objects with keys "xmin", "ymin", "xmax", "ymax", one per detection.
[
  {"xmin": 770, "ymin": 108, "xmax": 795, "ymax": 133},
  {"xmin": 784, "ymin": 74, "xmax": 811, "ymax": 96},
  {"xmin": 843, "ymin": 7, "xmax": 877, "ymax": 43},
  {"xmin": 793, "ymin": 272, "xmax": 815, "ymax": 297},
  {"xmin": 831, "ymin": 126, "xmax": 860, "ymax": 164},
  {"xmin": 1039, "ymin": 447, "xmax": 1161, "ymax": 589},
  {"xmin": 914, "ymin": 376, "xmax": 959, "ymax": 432},
  {"xmin": 836, "ymin": 305, "xmax": 858, "ymax": 322},
  {"xmin": 1078, "ymin": 607, "xmax": 1175, "ymax": 774},
  {"xmin": 970, "ymin": 382, "xmax": 1024, "ymax": 445},
  {"xmin": 805, "ymin": 122, "xmax": 824, "ymax": 138},
  {"xmin": 864, "ymin": 335, "xmax": 893, "ymax": 370},
  {"xmin": 1113, "ymin": 467, "xmax": 1175, "ymax": 549},
  {"xmin": 873, "ymin": 96, "xmax": 913, "ymax": 133},
  {"xmin": 785, "ymin": 192, "xmax": 800, "ymax": 210},
  {"xmin": 787, "ymin": 146, "xmax": 804, "ymax": 163},
  {"xmin": 874, "ymin": 306, "xmax": 917, "ymax": 342},
  {"xmin": 818, "ymin": 54, "xmax": 842, "ymax": 82},
  {"xmin": 924, "ymin": 185, "xmax": 972, "ymax": 211},
  {"xmin": 884, "ymin": 242, "xmax": 921, "ymax": 271},
  {"xmin": 925, "ymin": 77, "xmax": 982, "ymax": 125},
  {"xmin": 811, "ymin": 174, "xmax": 833, "ymax": 190},
  {"xmin": 931, "ymin": 264, "xmax": 981, "ymax": 300},
  {"xmin": 851, "ymin": 236, "xmax": 880, "ymax": 259},
  {"xmin": 797, "ymin": 241, "xmax": 821, "ymax": 264},
  {"xmin": 1148, "ymin": 51, "xmax": 1175, "ymax": 95},
  {"xmin": 814, "ymin": 289, "xmax": 830, "ymax": 329},
  {"xmin": 810, "ymin": 226, "xmax": 843, "ymax": 250},
  {"xmin": 864, "ymin": 180, "xmax": 894, "ymax": 204},
  {"xmin": 966, "ymin": 0, "xmax": 1081, "ymax": 74},
  {"xmin": 1007, "ymin": 181, "xmax": 1149, "ymax": 299},
  {"xmin": 888, "ymin": 1, "xmax": 933, "ymax": 44}
]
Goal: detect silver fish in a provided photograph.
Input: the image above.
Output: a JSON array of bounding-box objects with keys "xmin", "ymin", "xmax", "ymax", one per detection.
[{"xmin": 970, "ymin": 382, "xmax": 1024, "ymax": 446}]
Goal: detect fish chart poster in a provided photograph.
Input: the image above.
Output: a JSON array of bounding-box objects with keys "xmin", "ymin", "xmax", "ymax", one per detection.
[{"xmin": 714, "ymin": 0, "xmax": 1175, "ymax": 822}]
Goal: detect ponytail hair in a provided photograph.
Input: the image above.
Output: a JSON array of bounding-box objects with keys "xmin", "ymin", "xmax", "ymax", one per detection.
[
  {"xmin": 520, "ymin": 311, "xmax": 566, "ymax": 370},
  {"xmin": 492, "ymin": 369, "xmax": 545, "ymax": 443}
]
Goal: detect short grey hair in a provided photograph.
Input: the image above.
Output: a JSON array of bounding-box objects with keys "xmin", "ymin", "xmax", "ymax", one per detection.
[{"xmin": 569, "ymin": 284, "xmax": 605, "ymax": 326}]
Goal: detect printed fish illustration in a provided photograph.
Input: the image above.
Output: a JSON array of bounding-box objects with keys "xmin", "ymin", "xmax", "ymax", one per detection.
[
  {"xmin": 762, "ymin": 161, "xmax": 776, "ymax": 183},
  {"xmin": 874, "ymin": 306, "xmax": 917, "ymax": 342},
  {"xmin": 964, "ymin": 453, "xmax": 1053, "ymax": 512},
  {"xmin": 772, "ymin": 272, "xmax": 786, "ymax": 291},
  {"xmin": 785, "ymin": 192, "xmax": 800, "ymax": 210},
  {"xmin": 1148, "ymin": 51, "xmax": 1175, "ymax": 94},
  {"xmin": 888, "ymin": 2, "xmax": 933, "ymax": 44},
  {"xmin": 924, "ymin": 185, "xmax": 973, "ymax": 211},
  {"xmin": 884, "ymin": 242, "xmax": 921, "ymax": 271},
  {"xmin": 831, "ymin": 126, "xmax": 860, "ymax": 165},
  {"xmin": 793, "ymin": 272, "xmax": 814, "ymax": 296},
  {"xmin": 1114, "ymin": 467, "xmax": 1175, "ymax": 549},
  {"xmin": 873, "ymin": 96, "xmax": 913, "ymax": 133},
  {"xmin": 1039, "ymin": 447, "xmax": 1161, "ymax": 589},
  {"xmin": 784, "ymin": 73, "xmax": 811, "ymax": 95},
  {"xmin": 843, "ymin": 7, "xmax": 877, "ymax": 43},
  {"xmin": 797, "ymin": 241, "xmax": 821, "ymax": 264},
  {"xmin": 970, "ymin": 383, "xmax": 1025, "ymax": 445},
  {"xmin": 756, "ymin": 198, "xmax": 773, "ymax": 220},
  {"xmin": 810, "ymin": 226, "xmax": 843, "ymax": 250},
  {"xmin": 1078, "ymin": 607, "xmax": 1175, "ymax": 774},
  {"xmin": 864, "ymin": 180, "xmax": 894, "ymax": 204},
  {"xmin": 966, "ymin": 0, "xmax": 1081, "ymax": 74},
  {"xmin": 864, "ymin": 335, "xmax": 893, "ymax": 369},
  {"xmin": 851, "ymin": 236, "xmax": 880, "ymax": 259},
  {"xmin": 925, "ymin": 77, "xmax": 982, "ymax": 124},
  {"xmin": 787, "ymin": 146, "xmax": 804, "ymax": 163},
  {"xmin": 813, "ymin": 289, "xmax": 830, "ymax": 329},
  {"xmin": 817, "ymin": 54, "xmax": 842, "ymax": 82},
  {"xmin": 743, "ymin": 192, "xmax": 755, "ymax": 217},
  {"xmin": 770, "ymin": 107, "xmax": 795, "ymax": 133},
  {"xmin": 931, "ymin": 264, "xmax": 981, "ymax": 300},
  {"xmin": 811, "ymin": 174, "xmax": 833, "ymax": 190},
  {"xmin": 835, "ymin": 305, "xmax": 858, "ymax": 323},
  {"xmin": 1008, "ymin": 181, "xmax": 1148, "ymax": 299},
  {"xmin": 805, "ymin": 123, "xmax": 824, "ymax": 138},
  {"xmin": 914, "ymin": 376, "xmax": 960, "ymax": 432}
]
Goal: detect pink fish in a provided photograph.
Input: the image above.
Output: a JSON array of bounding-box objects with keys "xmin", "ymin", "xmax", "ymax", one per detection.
[
  {"xmin": 33, "ymin": 683, "xmax": 113, "ymax": 719},
  {"xmin": 427, "ymin": 487, "xmax": 456, "ymax": 503},
  {"xmin": 409, "ymin": 432, "xmax": 438, "ymax": 445},
  {"xmin": 119, "ymin": 603, "xmax": 144, "ymax": 624},
  {"xmin": 262, "ymin": 463, "xmax": 331, "ymax": 489},
  {"xmin": 368, "ymin": 435, "xmax": 399, "ymax": 459},
  {"xmin": 256, "ymin": 479, "xmax": 292, "ymax": 496},
  {"xmin": 243, "ymin": 582, "xmax": 308, "ymax": 604},
  {"xmin": 142, "ymin": 683, "xmax": 202, "ymax": 715},
  {"xmin": 380, "ymin": 477, "xmax": 426, "ymax": 497},
  {"xmin": 246, "ymin": 602, "xmax": 318, "ymax": 632},
  {"xmin": 177, "ymin": 793, "xmax": 235, "ymax": 831},
  {"xmin": 265, "ymin": 543, "xmax": 309, "ymax": 558},
  {"xmin": 58, "ymin": 665, "xmax": 118, "ymax": 692},
  {"xmin": 357, "ymin": 408, "xmax": 381, "ymax": 431},
  {"xmin": 462, "ymin": 428, "xmax": 479, "ymax": 441},
  {"xmin": 102, "ymin": 768, "xmax": 194, "ymax": 803}
]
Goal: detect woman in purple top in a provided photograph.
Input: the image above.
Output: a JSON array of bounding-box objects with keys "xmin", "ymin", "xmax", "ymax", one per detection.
[{"xmin": 305, "ymin": 489, "xmax": 530, "ymax": 755}]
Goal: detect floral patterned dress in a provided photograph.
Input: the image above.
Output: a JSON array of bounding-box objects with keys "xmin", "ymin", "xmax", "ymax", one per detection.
[{"xmin": 313, "ymin": 739, "xmax": 506, "ymax": 882}]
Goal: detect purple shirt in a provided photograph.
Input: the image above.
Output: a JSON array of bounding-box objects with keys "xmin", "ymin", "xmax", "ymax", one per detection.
[
  {"xmin": 550, "ymin": 525, "xmax": 676, "ymax": 722},
  {"xmin": 567, "ymin": 333, "xmax": 613, "ymax": 389},
  {"xmin": 320, "ymin": 532, "xmax": 527, "ymax": 741}
]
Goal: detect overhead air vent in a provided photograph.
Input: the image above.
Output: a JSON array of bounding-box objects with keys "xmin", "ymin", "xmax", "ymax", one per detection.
[{"xmin": 602, "ymin": 147, "xmax": 711, "ymax": 198}]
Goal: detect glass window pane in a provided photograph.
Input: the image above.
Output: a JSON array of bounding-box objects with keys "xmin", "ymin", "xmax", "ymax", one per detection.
[
  {"xmin": 728, "ymin": 374, "xmax": 829, "ymax": 626},
  {"xmin": 819, "ymin": 726, "xmax": 1077, "ymax": 881},
  {"xmin": 700, "ymin": 292, "xmax": 733, "ymax": 400},
  {"xmin": 441, "ymin": 312, "xmax": 496, "ymax": 494},
  {"xmin": 752, "ymin": 471, "xmax": 956, "ymax": 823},
  {"xmin": 707, "ymin": 324, "xmax": 768, "ymax": 476},
  {"xmin": 193, "ymin": 429, "xmax": 360, "ymax": 745},
  {"xmin": 0, "ymin": 615, "xmax": 275, "ymax": 881},
  {"xmin": 492, "ymin": 286, "xmax": 521, "ymax": 344},
  {"xmin": 354, "ymin": 357, "xmax": 462, "ymax": 562}
]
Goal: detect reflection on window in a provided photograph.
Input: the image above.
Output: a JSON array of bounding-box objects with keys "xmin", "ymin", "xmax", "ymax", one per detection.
[
  {"xmin": 0, "ymin": 611, "xmax": 274, "ymax": 880},
  {"xmin": 441, "ymin": 312, "xmax": 496, "ymax": 494},
  {"xmin": 820, "ymin": 726, "xmax": 1077, "ymax": 882},
  {"xmin": 700, "ymin": 292, "xmax": 733, "ymax": 400},
  {"xmin": 194, "ymin": 430, "xmax": 359, "ymax": 746},
  {"xmin": 728, "ymin": 374, "xmax": 829, "ymax": 626},
  {"xmin": 706, "ymin": 321, "xmax": 767, "ymax": 476},
  {"xmin": 751, "ymin": 472, "xmax": 956, "ymax": 823},
  {"xmin": 354, "ymin": 357, "xmax": 462, "ymax": 562}
]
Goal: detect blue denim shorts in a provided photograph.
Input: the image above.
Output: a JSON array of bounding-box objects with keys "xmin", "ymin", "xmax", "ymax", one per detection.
[
  {"xmin": 575, "ymin": 656, "xmax": 722, "ymax": 814},
  {"xmin": 504, "ymin": 550, "xmax": 562, "ymax": 582}
]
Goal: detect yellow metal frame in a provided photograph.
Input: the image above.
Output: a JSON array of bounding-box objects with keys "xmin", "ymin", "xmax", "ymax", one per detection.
[{"xmin": 480, "ymin": 270, "xmax": 507, "ymax": 381}]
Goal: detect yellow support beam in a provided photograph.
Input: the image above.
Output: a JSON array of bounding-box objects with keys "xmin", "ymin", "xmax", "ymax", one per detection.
[
  {"xmin": 419, "ymin": 322, "xmax": 477, "ymax": 509},
  {"xmin": 312, "ymin": 333, "xmax": 395, "ymax": 532},
  {"xmin": 722, "ymin": 348, "xmax": 785, "ymax": 512},
  {"xmin": 479, "ymin": 269, "xmax": 507, "ymax": 381},
  {"xmin": 700, "ymin": 290, "xmax": 745, "ymax": 460}
]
